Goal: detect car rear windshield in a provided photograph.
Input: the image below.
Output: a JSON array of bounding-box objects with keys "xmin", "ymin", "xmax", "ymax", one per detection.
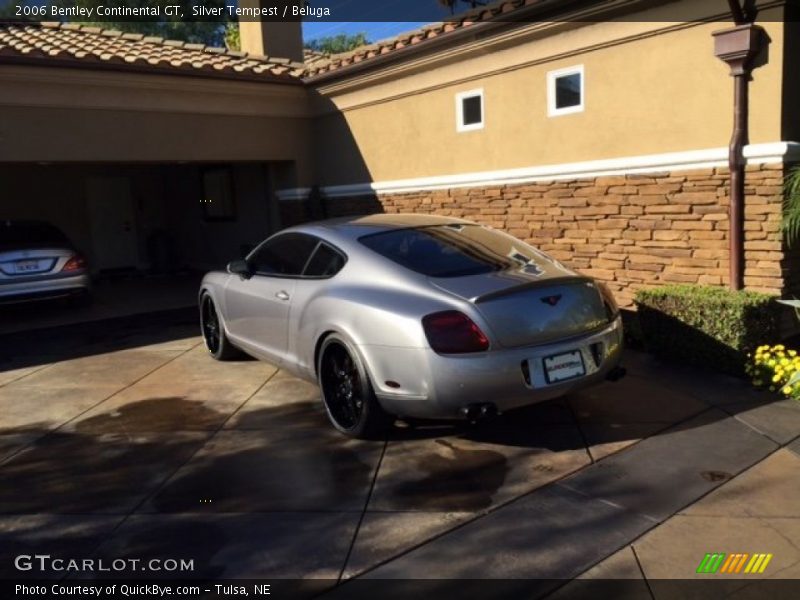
[
  {"xmin": 359, "ymin": 224, "xmax": 542, "ymax": 278},
  {"xmin": 0, "ymin": 221, "xmax": 70, "ymax": 250}
]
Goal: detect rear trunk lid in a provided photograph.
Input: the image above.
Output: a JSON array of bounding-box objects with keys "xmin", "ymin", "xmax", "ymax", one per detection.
[
  {"xmin": 431, "ymin": 270, "xmax": 610, "ymax": 348},
  {"xmin": 0, "ymin": 248, "xmax": 71, "ymax": 279}
]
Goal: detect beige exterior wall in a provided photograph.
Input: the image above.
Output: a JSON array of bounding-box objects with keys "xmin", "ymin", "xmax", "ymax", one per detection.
[
  {"xmin": 311, "ymin": 2, "xmax": 787, "ymax": 187},
  {"xmin": 0, "ymin": 66, "xmax": 315, "ymax": 184},
  {"xmin": 783, "ymin": 16, "xmax": 800, "ymax": 141}
]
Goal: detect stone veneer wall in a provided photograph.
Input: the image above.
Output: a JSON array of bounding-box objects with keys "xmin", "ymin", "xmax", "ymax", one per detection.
[{"xmin": 279, "ymin": 164, "xmax": 796, "ymax": 307}]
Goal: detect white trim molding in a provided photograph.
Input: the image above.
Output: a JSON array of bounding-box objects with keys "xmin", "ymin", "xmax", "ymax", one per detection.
[
  {"xmin": 547, "ymin": 64, "xmax": 584, "ymax": 117},
  {"xmin": 277, "ymin": 141, "xmax": 800, "ymax": 200},
  {"xmin": 275, "ymin": 187, "xmax": 312, "ymax": 201},
  {"xmin": 455, "ymin": 88, "xmax": 485, "ymax": 132}
]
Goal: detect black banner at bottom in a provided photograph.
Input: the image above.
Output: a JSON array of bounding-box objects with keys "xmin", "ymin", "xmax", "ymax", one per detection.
[{"xmin": 5, "ymin": 579, "xmax": 800, "ymax": 600}]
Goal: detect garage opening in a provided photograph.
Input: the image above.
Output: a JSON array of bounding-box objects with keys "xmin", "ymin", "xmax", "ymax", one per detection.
[{"xmin": 0, "ymin": 162, "xmax": 286, "ymax": 334}]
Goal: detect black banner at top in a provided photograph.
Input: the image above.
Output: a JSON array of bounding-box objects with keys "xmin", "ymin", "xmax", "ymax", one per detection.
[{"xmin": 1, "ymin": 0, "xmax": 796, "ymax": 24}]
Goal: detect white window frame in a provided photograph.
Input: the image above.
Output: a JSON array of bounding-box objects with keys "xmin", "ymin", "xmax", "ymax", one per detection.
[
  {"xmin": 547, "ymin": 65, "xmax": 584, "ymax": 117},
  {"xmin": 455, "ymin": 88, "xmax": 485, "ymax": 132}
]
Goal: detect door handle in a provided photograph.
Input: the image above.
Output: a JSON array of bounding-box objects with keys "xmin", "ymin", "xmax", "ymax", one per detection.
[{"xmin": 275, "ymin": 291, "xmax": 290, "ymax": 301}]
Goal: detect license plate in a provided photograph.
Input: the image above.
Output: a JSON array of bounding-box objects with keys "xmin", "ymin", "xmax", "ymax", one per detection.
[
  {"xmin": 543, "ymin": 350, "xmax": 585, "ymax": 384},
  {"xmin": 14, "ymin": 260, "xmax": 41, "ymax": 274}
]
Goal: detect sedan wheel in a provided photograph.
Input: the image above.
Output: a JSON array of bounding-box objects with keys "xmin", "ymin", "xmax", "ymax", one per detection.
[
  {"xmin": 200, "ymin": 293, "xmax": 241, "ymax": 361},
  {"xmin": 318, "ymin": 336, "xmax": 391, "ymax": 438}
]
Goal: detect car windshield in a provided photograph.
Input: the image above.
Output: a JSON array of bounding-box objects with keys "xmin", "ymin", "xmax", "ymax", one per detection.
[
  {"xmin": 359, "ymin": 224, "xmax": 541, "ymax": 278},
  {"xmin": 0, "ymin": 221, "xmax": 70, "ymax": 251}
]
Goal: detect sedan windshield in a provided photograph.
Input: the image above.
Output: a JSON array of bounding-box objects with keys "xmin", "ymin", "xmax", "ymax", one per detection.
[{"xmin": 359, "ymin": 224, "xmax": 542, "ymax": 278}]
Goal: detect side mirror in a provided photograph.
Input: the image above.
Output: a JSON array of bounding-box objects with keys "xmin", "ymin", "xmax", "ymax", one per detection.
[{"xmin": 227, "ymin": 259, "xmax": 252, "ymax": 279}]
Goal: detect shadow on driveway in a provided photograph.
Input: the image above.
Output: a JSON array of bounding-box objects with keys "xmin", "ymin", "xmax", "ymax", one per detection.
[
  {"xmin": 0, "ymin": 307, "xmax": 201, "ymax": 372},
  {"xmin": 1, "ymin": 310, "xmax": 797, "ymax": 584}
]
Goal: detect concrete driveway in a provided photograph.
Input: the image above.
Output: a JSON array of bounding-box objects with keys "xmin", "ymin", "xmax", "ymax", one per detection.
[{"xmin": 1, "ymin": 313, "xmax": 799, "ymax": 596}]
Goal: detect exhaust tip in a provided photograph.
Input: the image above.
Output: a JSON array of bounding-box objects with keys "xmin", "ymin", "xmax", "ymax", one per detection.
[
  {"xmin": 606, "ymin": 366, "xmax": 627, "ymax": 382},
  {"xmin": 460, "ymin": 403, "xmax": 498, "ymax": 422},
  {"xmin": 479, "ymin": 403, "xmax": 498, "ymax": 419}
]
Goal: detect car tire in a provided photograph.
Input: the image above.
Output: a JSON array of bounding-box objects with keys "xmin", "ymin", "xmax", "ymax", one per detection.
[
  {"xmin": 200, "ymin": 293, "xmax": 242, "ymax": 361},
  {"xmin": 318, "ymin": 335, "xmax": 393, "ymax": 439}
]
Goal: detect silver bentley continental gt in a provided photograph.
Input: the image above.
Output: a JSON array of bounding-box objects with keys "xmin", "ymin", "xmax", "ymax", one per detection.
[{"xmin": 199, "ymin": 214, "xmax": 624, "ymax": 438}]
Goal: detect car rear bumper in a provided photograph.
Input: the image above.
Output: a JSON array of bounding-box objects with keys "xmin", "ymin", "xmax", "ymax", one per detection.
[
  {"xmin": 365, "ymin": 317, "xmax": 623, "ymax": 419},
  {"xmin": 0, "ymin": 272, "xmax": 91, "ymax": 303}
]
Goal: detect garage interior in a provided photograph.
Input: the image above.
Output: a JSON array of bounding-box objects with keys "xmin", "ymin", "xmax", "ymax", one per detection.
[{"xmin": 1, "ymin": 162, "xmax": 285, "ymax": 334}]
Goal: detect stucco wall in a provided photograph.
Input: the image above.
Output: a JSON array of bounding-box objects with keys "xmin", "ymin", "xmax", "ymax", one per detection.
[
  {"xmin": 1, "ymin": 106, "xmax": 311, "ymax": 172},
  {"xmin": 310, "ymin": 5, "xmax": 786, "ymax": 187},
  {"xmin": 783, "ymin": 16, "xmax": 800, "ymax": 141},
  {"xmin": 0, "ymin": 66, "xmax": 315, "ymax": 185}
]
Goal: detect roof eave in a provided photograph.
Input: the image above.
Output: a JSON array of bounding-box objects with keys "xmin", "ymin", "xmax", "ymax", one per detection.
[
  {"xmin": 0, "ymin": 53, "xmax": 304, "ymax": 85},
  {"xmin": 302, "ymin": 0, "xmax": 653, "ymax": 85},
  {"xmin": 303, "ymin": 19, "xmax": 504, "ymax": 85}
]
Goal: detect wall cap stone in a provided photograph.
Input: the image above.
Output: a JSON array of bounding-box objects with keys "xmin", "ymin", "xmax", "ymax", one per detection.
[{"xmin": 276, "ymin": 141, "xmax": 800, "ymax": 201}]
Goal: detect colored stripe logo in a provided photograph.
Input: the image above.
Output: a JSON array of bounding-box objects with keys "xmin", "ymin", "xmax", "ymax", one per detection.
[{"xmin": 696, "ymin": 553, "xmax": 772, "ymax": 574}]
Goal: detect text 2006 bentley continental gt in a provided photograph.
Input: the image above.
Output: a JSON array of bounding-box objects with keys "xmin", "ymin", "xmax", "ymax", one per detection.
[{"xmin": 200, "ymin": 214, "xmax": 624, "ymax": 438}]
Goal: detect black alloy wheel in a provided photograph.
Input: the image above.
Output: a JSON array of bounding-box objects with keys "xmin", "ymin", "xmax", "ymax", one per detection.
[
  {"xmin": 321, "ymin": 343, "xmax": 363, "ymax": 430},
  {"xmin": 318, "ymin": 336, "xmax": 392, "ymax": 438},
  {"xmin": 201, "ymin": 295, "xmax": 221, "ymax": 354},
  {"xmin": 200, "ymin": 293, "xmax": 241, "ymax": 361}
]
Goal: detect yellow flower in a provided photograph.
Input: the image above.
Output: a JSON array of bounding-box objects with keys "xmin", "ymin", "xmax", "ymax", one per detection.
[
  {"xmin": 790, "ymin": 350, "xmax": 797, "ymax": 357},
  {"xmin": 783, "ymin": 386, "xmax": 792, "ymax": 395},
  {"xmin": 773, "ymin": 374, "xmax": 782, "ymax": 383}
]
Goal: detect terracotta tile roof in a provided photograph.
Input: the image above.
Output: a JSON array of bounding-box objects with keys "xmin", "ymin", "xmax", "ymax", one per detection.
[
  {"xmin": 303, "ymin": 0, "xmax": 545, "ymax": 79},
  {"xmin": 0, "ymin": 21, "xmax": 306, "ymax": 83},
  {"xmin": 0, "ymin": 1, "xmax": 554, "ymax": 83},
  {"xmin": 302, "ymin": 48, "xmax": 330, "ymax": 70}
]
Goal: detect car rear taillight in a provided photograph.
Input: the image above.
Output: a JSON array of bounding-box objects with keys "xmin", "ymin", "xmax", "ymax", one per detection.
[
  {"xmin": 62, "ymin": 255, "xmax": 87, "ymax": 272},
  {"xmin": 422, "ymin": 311, "xmax": 490, "ymax": 354},
  {"xmin": 596, "ymin": 282, "xmax": 619, "ymax": 321}
]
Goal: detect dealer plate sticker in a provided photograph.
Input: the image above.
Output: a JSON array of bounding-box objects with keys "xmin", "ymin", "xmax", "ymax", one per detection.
[{"xmin": 543, "ymin": 350, "xmax": 585, "ymax": 384}]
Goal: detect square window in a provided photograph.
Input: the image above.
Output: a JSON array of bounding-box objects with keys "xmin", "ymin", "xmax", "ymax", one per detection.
[
  {"xmin": 548, "ymin": 66, "xmax": 584, "ymax": 117},
  {"xmin": 462, "ymin": 95, "xmax": 482, "ymax": 126},
  {"xmin": 456, "ymin": 89, "xmax": 484, "ymax": 132}
]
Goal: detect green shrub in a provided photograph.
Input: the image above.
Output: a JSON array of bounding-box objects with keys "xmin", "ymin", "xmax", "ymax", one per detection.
[{"xmin": 634, "ymin": 284, "xmax": 780, "ymax": 375}]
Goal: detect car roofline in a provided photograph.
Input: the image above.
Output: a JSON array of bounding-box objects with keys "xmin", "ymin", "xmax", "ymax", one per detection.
[{"xmin": 288, "ymin": 214, "xmax": 474, "ymax": 241}]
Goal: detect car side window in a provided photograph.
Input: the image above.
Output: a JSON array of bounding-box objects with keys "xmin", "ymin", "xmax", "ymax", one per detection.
[
  {"xmin": 303, "ymin": 243, "xmax": 346, "ymax": 278},
  {"xmin": 249, "ymin": 233, "xmax": 319, "ymax": 277}
]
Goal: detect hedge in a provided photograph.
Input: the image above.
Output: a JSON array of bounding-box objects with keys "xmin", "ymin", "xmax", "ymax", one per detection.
[{"xmin": 634, "ymin": 284, "xmax": 780, "ymax": 375}]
